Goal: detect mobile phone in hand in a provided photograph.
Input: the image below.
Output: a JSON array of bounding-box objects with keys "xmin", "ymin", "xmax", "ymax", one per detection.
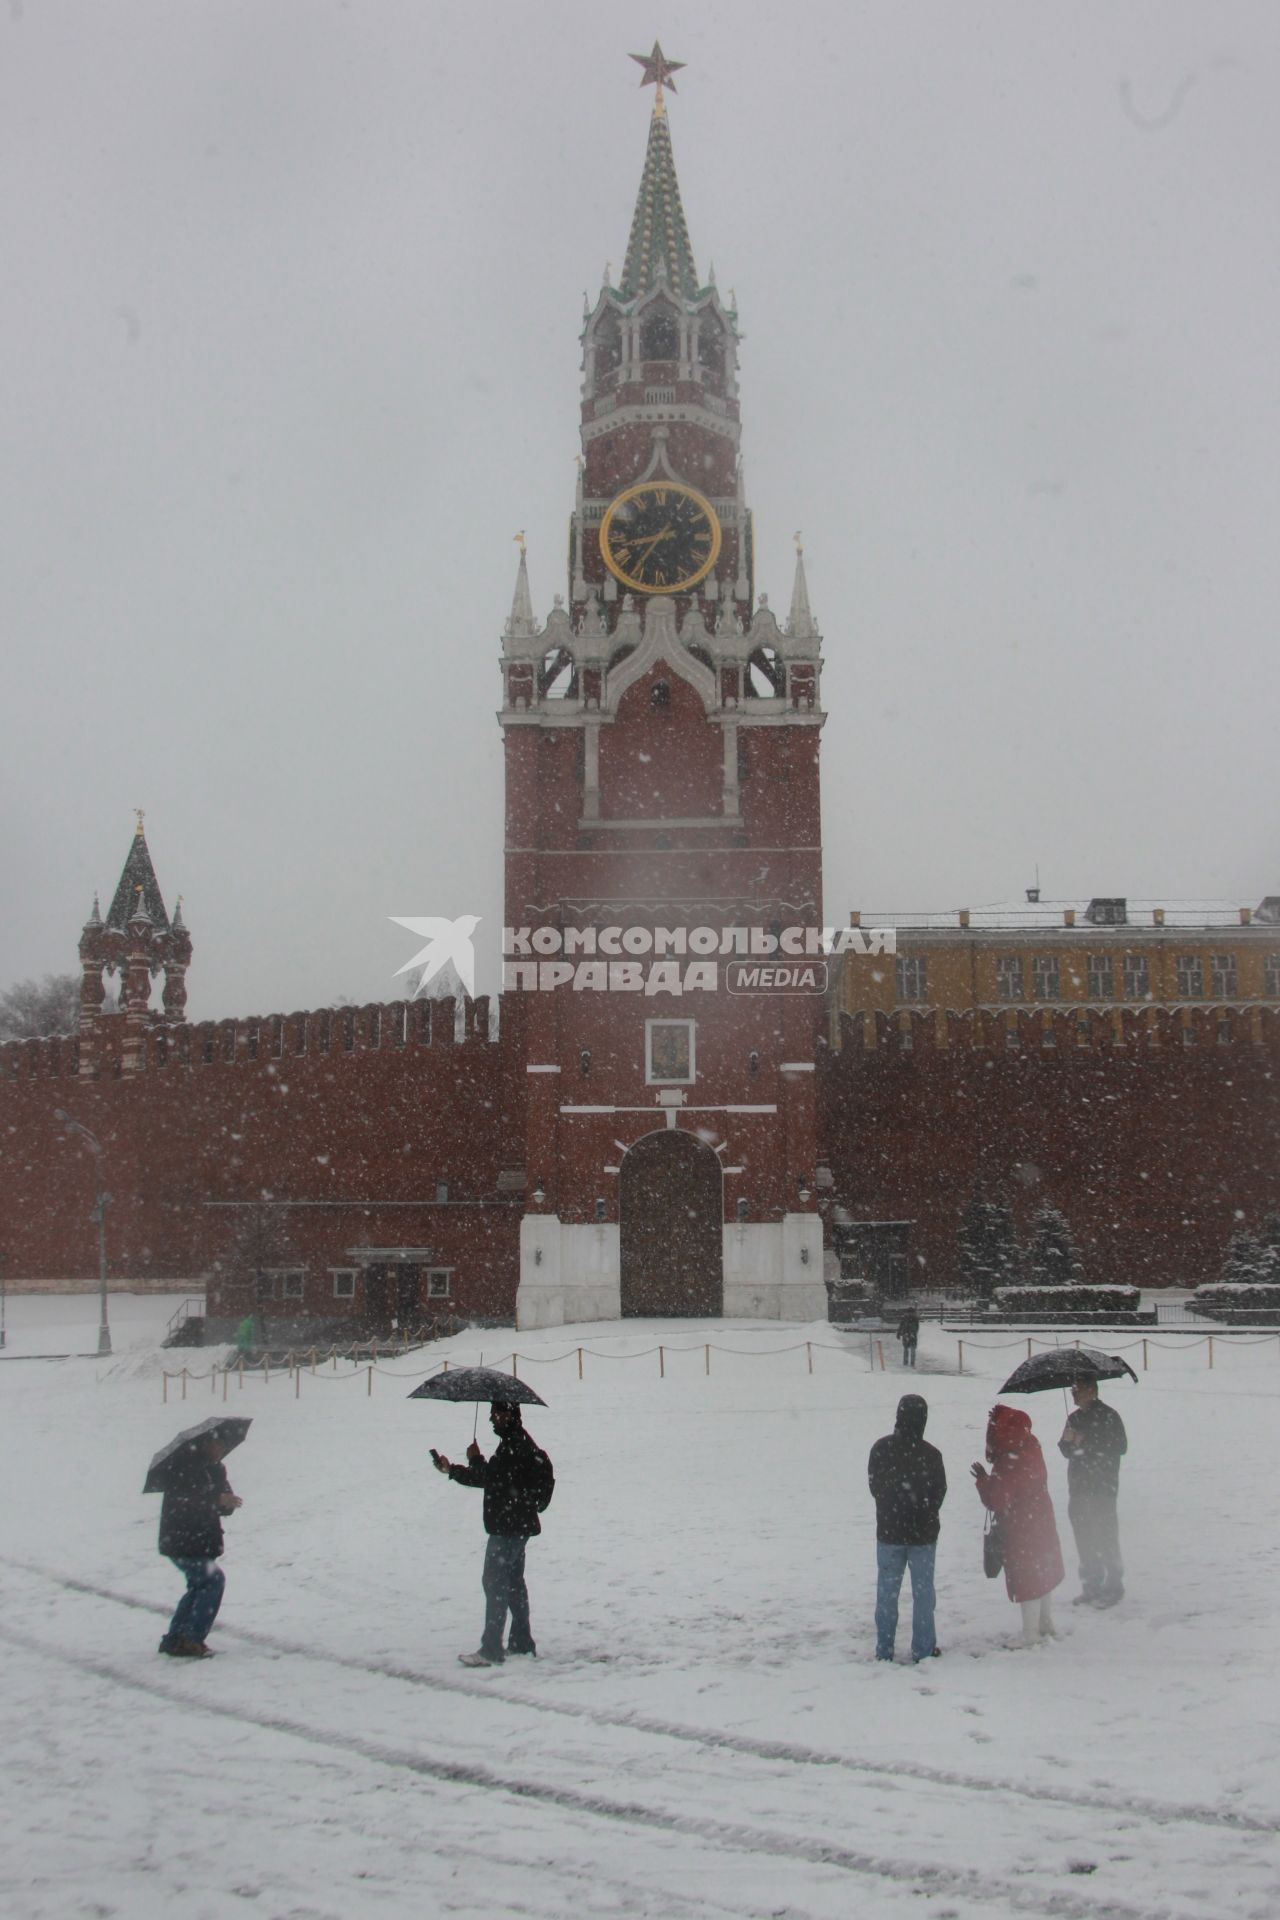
[{"xmin": 430, "ymin": 1447, "xmax": 443, "ymax": 1465}]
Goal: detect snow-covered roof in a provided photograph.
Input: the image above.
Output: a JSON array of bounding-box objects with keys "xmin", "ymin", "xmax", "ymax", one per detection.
[{"xmin": 856, "ymin": 897, "xmax": 1275, "ymax": 933}]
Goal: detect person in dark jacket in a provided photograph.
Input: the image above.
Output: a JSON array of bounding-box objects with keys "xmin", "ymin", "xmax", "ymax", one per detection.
[
  {"xmin": 867, "ymin": 1393, "xmax": 947, "ymax": 1662},
  {"xmin": 434, "ymin": 1401, "xmax": 551, "ymax": 1667},
  {"xmin": 896, "ymin": 1308, "xmax": 920, "ymax": 1368},
  {"xmin": 157, "ymin": 1435, "xmax": 242, "ymax": 1658},
  {"xmin": 1058, "ymin": 1372, "xmax": 1128, "ymax": 1607}
]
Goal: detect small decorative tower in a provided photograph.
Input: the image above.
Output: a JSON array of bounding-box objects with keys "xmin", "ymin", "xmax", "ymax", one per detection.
[
  {"xmin": 78, "ymin": 813, "xmax": 190, "ymax": 1075},
  {"xmin": 500, "ymin": 51, "xmax": 827, "ymax": 1330}
]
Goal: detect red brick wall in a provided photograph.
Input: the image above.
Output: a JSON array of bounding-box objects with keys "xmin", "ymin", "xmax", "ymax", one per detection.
[{"xmin": 819, "ymin": 1007, "xmax": 1280, "ymax": 1289}]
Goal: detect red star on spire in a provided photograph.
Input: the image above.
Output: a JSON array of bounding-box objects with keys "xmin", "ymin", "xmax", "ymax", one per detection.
[{"xmin": 630, "ymin": 41, "xmax": 685, "ymax": 97}]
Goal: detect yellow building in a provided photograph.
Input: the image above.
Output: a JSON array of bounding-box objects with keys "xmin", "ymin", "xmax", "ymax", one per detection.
[{"xmin": 831, "ymin": 894, "xmax": 1280, "ymax": 1044}]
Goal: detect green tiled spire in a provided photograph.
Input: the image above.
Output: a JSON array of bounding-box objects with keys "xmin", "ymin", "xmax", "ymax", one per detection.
[
  {"xmin": 105, "ymin": 816, "xmax": 171, "ymax": 933},
  {"xmin": 619, "ymin": 100, "xmax": 699, "ymax": 301}
]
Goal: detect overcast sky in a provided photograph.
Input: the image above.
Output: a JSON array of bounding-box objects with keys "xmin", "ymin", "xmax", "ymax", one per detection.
[{"xmin": 4, "ymin": 1, "xmax": 1278, "ymax": 1018}]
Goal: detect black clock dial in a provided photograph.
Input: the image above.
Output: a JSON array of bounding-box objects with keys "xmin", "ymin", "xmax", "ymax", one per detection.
[{"xmin": 600, "ymin": 482, "xmax": 722, "ymax": 593}]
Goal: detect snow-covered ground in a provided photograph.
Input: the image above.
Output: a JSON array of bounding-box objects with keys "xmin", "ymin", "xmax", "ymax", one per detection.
[{"xmin": 2, "ymin": 1294, "xmax": 1277, "ymax": 1920}]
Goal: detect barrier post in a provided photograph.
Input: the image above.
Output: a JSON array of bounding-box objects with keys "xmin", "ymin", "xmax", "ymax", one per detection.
[
  {"xmin": 659, "ymin": 1346, "xmax": 665, "ymax": 1379},
  {"xmin": 162, "ymin": 1371, "xmax": 168, "ymax": 1404},
  {"xmin": 1142, "ymin": 1338, "xmax": 1148, "ymax": 1371},
  {"xmin": 295, "ymin": 1366, "xmax": 301, "ymax": 1400},
  {"xmin": 806, "ymin": 1341, "xmax": 813, "ymax": 1375},
  {"xmin": 958, "ymin": 1340, "xmax": 964, "ymax": 1374},
  {"xmin": 310, "ymin": 1347, "xmax": 317, "ymax": 1374},
  {"xmin": 877, "ymin": 1340, "xmax": 885, "ymax": 1372},
  {"xmin": 1208, "ymin": 1337, "xmax": 1214, "ymax": 1370},
  {"xmin": 211, "ymin": 1365, "xmax": 216, "ymax": 1395},
  {"xmin": 263, "ymin": 1355, "xmax": 270, "ymax": 1386},
  {"xmin": 239, "ymin": 1357, "xmax": 245, "ymax": 1391},
  {"xmin": 222, "ymin": 1367, "xmax": 228, "ymax": 1402},
  {"xmin": 577, "ymin": 1347, "xmax": 583, "ymax": 1381},
  {"xmin": 181, "ymin": 1368, "xmax": 188, "ymax": 1401},
  {"xmin": 1027, "ymin": 1338, "xmax": 1033, "ymax": 1360},
  {"xmin": 367, "ymin": 1365, "xmax": 373, "ymax": 1397},
  {"xmin": 511, "ymin": 1353, "xmax": 520, "ymax": 1380},
  {"xmin": 705, "ymin": 1343, "xmax": 710, "ymax": 1376}
]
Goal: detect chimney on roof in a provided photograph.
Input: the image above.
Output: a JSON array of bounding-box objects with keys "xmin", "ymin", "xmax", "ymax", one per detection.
[
  {"xmin": 1240, "ymin": 906, "xmax": 1252, "ymax": 925},
  {"xmin": 959, "ymin": 909, "xmax": 970, "ymax": 928}
]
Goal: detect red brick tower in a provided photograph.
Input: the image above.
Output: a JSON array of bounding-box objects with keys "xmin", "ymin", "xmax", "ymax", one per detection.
[{"xmin": 502, "ymin": 50, "xmax": 828, "ymax": 1327}]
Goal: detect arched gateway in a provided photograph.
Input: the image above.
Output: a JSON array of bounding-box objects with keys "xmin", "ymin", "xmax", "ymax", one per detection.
[{"xmin": 619, "ymin": 1129, "xmax": 723, "ymax": 1317}]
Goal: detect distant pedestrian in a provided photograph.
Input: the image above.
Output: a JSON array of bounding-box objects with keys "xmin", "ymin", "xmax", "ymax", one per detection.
[
  {"xmin": 434, "ymin": 1401, "xmax": 554, "ymax": 1667},
  {"xmin": 972, "ymin": 1404, "xmax": 1064, "ymax": 1646},
  {"xmin": 1058, "ymin": 1372, "xmax": 1127, "ymax": 1607},
  {"xmin": 157, "ymin": 1434, "xmax": 242, "ymax": 1658},
  {"xmin": 867, "ymin": 1393, "xmax": 947, "ymax": 1662},
  {"xmin": 896, "ymin": 1308, "xmax": 920, "ymax": 1369},
  {"xmin": 235, "ymin": 1314, "xmax": 255, "ymax": 1358}
]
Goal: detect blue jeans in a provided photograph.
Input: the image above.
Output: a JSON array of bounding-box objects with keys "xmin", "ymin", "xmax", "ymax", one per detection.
[
  {"xmin": 164, "ymin": 1557, "xmax": 226, "ymax": 1645},
  {"xmin": 875, "ymin": 1541, "xmax": 936, "ymax": 1661},
  {"xmin": 481, "ymin": 1535, "xmax": 532, "ymax": 1659}
]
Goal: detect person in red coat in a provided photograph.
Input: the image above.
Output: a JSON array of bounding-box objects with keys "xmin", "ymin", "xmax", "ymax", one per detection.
[{"xmin": 971, "ymin": 1403, "xmax": 1065, "ymax": 1645}]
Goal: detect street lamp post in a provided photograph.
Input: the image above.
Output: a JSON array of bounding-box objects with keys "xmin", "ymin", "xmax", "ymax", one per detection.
[{"xmin": 54, "ymin": 1110, "xmax": 112, "ymax": 1357}]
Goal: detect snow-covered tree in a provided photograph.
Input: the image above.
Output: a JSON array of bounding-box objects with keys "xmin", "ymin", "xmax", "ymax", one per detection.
[
  {"xmin": 1219, "ymin": 1228, "xmax": 1275, "ymax": 1286},
  {"xmin": 0, "ymin": 973, "xmax": 79, "ymax": 1040},
  {"xmin": 217, "ymin": 1204, "xmax": 294, "ymax": 1308},
  {"xmin": 1025, "ymin": 1205, "xmax": 1083, "ymax": 1286},
  {"xmin": 957, "ymin": 1194, "xmax": 1021, "ymax": 1297}
]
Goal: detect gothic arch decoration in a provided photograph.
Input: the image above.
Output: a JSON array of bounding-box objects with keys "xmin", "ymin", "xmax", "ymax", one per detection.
[
  {"xmin": 604, "ymin": 596, "xmax": 716, "ymax": 715},
  {"xmin": 619, "ymin": 1127, "xmax": 724, "ymax": 1317}
]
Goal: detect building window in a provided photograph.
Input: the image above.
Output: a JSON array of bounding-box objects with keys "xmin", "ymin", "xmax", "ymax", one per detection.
[
  {"xmin": 331, "ymin": 1270, "xmax": 356, "ymax": 1299},
  {"xmin": 1176, "ymin": 955, "xmax": 1203, "ymax": 998},
  {"xmin": 996, "ymin": 956, "xmax": 1024, "ymax": 1002},
  {"xmin": 1075, "ymin": 1014, "xmax": 1091, "ymax": 1048},
  {"xmin": 341, "ymin": 1010, "xmax": 355, "ymax": 1051},
  {"xmin": 1216, "ymin": 1018, "xmax": 1232, "ymax": 1045},
  {"xmin": 1087, "ymin": 955, "xmax": 1114, "ymax": 1000},
  {"xmin": 1041, "ymin": 1021, "xmax": 1057, "ymax": 1047},
  {"xmin": 246, "ymin": 1023, "xmax": 261, "ymax": 1060},
  {"xmin": 1181, "ymin": 1023, "xmax": 1197, "ymax": 1047},
  {"xmin": 646, "ymin": 1018, "xmax": 695, "ymax": 1084},
  {"xmin": 895, "ymin": 955, "xmax": 928, "ymax": 1003},
  {"xmin": 1032, "ymin": 955, "xmax": 1060, "ymax": 1001},
  {"xmin": 1211, "ymin": 954, "xmax": 1238, "ymax": 999},
  {"xmin": 1266, "ymin": 955, "xmax": 1280, "ymax": 998},
  {"xmin": 263, "ymin": 1268, "xmax": 305, "ymax": 1299},
  {"xmin": 427, "ymin": 1269, "xmax": 452, "ymax": 1300},
  {"xmin": 1122, "ymin": 954, "xmax": 1150, "ymax": 1001}
]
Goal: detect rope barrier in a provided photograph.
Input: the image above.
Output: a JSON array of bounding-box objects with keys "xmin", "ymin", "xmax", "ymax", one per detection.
[{"xmin": 158, "ymin": 1328, "xmax": 1280, "ymax": 1400}]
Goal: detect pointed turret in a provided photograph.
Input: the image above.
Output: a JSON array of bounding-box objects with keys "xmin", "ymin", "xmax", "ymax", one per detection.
[
  {"xmin": 786, "ymin": 538, "xmax": 819, "ymax": 643},
  {"xmin": 504, "ymin": 538, "xmax": 538, "ymax": 648},
  {"xmin": 105, "ymin": 813, "xmax": 171, "ymax": 933},
  {"xmin": 619, "ymin": 91, "xmax": 699, "ymax": 300}
]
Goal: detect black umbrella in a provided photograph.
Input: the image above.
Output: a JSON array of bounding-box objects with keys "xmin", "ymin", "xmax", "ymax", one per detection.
[
  {"xmin": 407, "ymin": 1367, "xmax": 546, "ymax": 1407},
  {"xmin": 143, "ymin": 1415, "xmax": 253, "ymax": 1494},
  {"xmin": 999, "ymin": 1348, "xmax": 1138, "ymax": 1395}
]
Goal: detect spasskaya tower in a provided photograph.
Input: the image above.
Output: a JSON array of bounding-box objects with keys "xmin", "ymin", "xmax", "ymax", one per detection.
[{"xmin": 501, "ymin": 47, "xmax": 828, "ymax": 1329}]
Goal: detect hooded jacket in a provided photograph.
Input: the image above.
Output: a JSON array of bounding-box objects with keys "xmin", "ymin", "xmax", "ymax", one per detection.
[
  {"xmin": 867, "ymin": 1395, "xmax": 947, "ymax": 1545},
  {"xmin": 975, "ymin": 1404, "xmax": 1064, "ymax": 1603},
  {"xmin": 1058, "ymin": 1398, "xmax": 1127, "ymax": 1499}
]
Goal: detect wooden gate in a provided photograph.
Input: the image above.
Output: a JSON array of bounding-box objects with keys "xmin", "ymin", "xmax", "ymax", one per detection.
[{"xmin": 620, "ymin": 1128, "xmax": 723, "ymax": 1317}]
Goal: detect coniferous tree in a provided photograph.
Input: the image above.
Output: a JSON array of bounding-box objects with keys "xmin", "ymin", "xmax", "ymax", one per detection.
[
  {"xmin": 1025, "ymin": 1204, "xmax": 1083, "ymax": 1285},
  {"xmin": 1220, "ymin": 1228, "xmax": 1269, "ymax": 1286},
  {"xmin": 958, "ymin": 1194, "xmax": 1021, "ymax": 1297}
]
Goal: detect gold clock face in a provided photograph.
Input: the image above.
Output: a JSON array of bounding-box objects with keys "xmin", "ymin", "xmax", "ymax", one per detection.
[{"xmin": 599, "ymin": 481, "xmax": 722, "ymax": 594}]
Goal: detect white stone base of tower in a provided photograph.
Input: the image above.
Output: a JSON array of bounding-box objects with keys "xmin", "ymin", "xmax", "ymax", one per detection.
[
  {"xmin": 516, "ymin": 1214, "xmax": 621, "ymax": 1330},
  {"xmin": 515, "ymin": 1212, "xmax": 827, "ymax": 1329},
  {"xmin": 721, "ymin": 1213, "xmax": 828, "ymax": 1320}
]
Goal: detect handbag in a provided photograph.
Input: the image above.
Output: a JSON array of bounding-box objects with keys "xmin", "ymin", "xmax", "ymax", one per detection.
[{"xmin": 983, "ymin": 1510, "xmax": 1004, "ymax": 1579}]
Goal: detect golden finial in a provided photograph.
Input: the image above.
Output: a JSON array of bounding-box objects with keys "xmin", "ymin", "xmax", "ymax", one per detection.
[
  {"xmin": 134, "ymin": 807, "xmax": 146, "ymax": 836},
  {"xmin": 794, "ymin": 530, "xmax": 804, "ymax": 555},
  {"xmin": 514, "ymin": 530, "xmax": 526, "ymax": 552}
]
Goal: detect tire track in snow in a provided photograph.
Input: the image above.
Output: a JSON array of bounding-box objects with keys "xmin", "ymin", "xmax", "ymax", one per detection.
[
  {"xmin": 5, "ymin": 1555, "xmax": 1277, "ymax": 1843},
  {"xmin": 0, "ymin": 1620, "xmax": 1174, "ymax": 1920}
]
